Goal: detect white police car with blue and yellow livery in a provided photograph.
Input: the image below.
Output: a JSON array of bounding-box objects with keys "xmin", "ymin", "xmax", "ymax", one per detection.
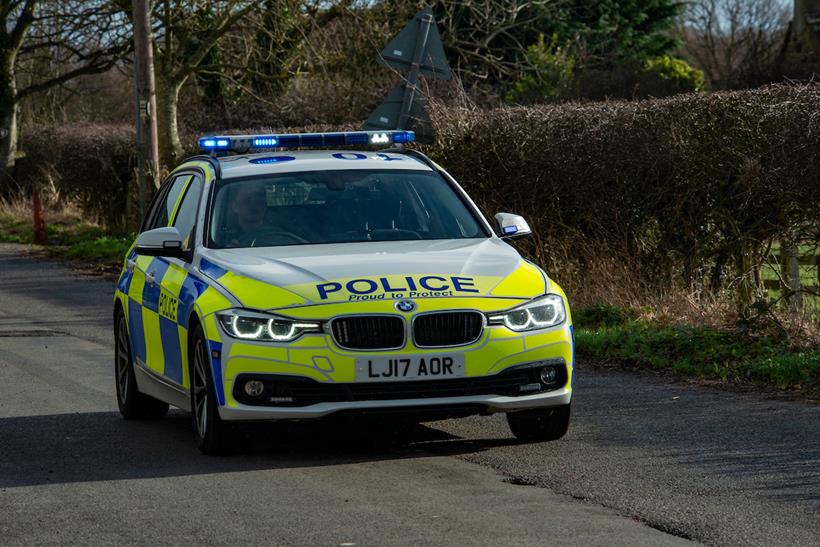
[{"xmin": 113, "ymin": 130, "xmax": 574, "ymax": 454}]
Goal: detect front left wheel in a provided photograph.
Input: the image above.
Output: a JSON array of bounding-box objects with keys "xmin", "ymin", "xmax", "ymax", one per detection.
[{"xmin": 114, "ymin": 311, "xmax": 169, "ymax": 419}]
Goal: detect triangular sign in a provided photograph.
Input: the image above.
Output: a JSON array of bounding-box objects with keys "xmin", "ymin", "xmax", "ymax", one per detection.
[
  {"xmin": 363, "ymin": 83, "xmax": 433, "ymax": 142},
  {"xmin": 378, "ymin": 7, "xmax": 451, "ymax": 80}
]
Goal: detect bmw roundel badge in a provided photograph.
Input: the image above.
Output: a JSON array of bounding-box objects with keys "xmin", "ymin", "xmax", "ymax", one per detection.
[{"xmin": 395, "ymin": 300, "xmax": 415, "ymax": 313}]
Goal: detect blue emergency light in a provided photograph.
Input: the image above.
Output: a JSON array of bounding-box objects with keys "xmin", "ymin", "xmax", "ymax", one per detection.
[{"xmin": 197, "ymin": 130, "xmax": 415, "ymax": 153}]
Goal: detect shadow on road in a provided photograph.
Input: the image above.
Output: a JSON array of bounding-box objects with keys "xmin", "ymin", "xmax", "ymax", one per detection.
[{"xmin": 0, "ymin": 410, "xmax": 518, "ymax": 488}]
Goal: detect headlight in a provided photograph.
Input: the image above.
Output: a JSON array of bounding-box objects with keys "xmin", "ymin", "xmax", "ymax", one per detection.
[
  {"xmin": 488, "ymin": 294, "xmax": 566, "ymax": 332},
  {"xmin": 217, "ymin": 310, "xmax": 321, "ymax": 342}
]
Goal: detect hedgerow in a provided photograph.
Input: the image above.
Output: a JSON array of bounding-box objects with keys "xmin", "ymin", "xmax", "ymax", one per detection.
[
  {"xmin": 18, "ymin": 85, "xmax": 820, "ymax": 315},
  {"xmin": 427, "ymin": 84, "xmax": 820, "ymax": 310},
  {"xmin": 18, "ymin": 123, "xmax": 136, "ymax": 230}
]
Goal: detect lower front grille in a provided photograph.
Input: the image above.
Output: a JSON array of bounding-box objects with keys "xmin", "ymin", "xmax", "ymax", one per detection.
[
  {"xmin": 233, "ymin": 363, "xmax": 567, "ymax": 407},
  {"xmin": 413, "ymin": 311, "xmax": 484, "ymax": 347},
  {"xmin": 330, "ymin": 315, "xmax": 405, "ymax": 350}
]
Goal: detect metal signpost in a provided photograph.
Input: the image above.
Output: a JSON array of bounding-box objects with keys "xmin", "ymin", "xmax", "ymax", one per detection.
[{"xmin": 363, "ymin": 8, "xmax": 451, "ymax": 141}]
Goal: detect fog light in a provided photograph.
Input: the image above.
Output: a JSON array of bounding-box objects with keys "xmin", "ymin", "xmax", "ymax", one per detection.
[
  {"xmin": 244, "ymin": 380, "xmax": 265, "ymax": 397},
  {"xmin": 539, "ymin": 366, "xmax": 558, "ymax": 385}
]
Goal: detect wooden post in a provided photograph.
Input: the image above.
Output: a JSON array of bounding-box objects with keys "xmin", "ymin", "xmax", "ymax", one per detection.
[
  {"xmin": 133, "ymin": 0, "xmax": 160, "ymax": 203},
  {"xmin": 31, "ymin": 186, "xmax": 47, "ymax": 245}
]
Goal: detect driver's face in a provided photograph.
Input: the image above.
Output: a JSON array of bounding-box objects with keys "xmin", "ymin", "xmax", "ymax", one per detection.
[{"xmin": 231, "ymin": 185, "xmax": 266, "ymax": 231}]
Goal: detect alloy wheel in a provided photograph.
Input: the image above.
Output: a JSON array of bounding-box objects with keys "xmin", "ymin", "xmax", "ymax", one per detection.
[
  {"xmin": 116, "ymin": 316, "xmax": 130, "ymax": 401},
  {"xmin": 192, "ymin": 338, "xmax": 209, "ymax": 438}
]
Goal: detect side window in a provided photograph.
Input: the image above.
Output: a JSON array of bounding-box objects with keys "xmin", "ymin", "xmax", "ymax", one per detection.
[
  {"xmin": 141, "ymin": 182, "xmax": 172, "ymax": 233},
  {"xmin": 172, "ymin": 175, "xmax": 204, "ymax": 251},
  {"xmin": 150, "ymin": 174, "xmax": 192, "ymax": 230}
]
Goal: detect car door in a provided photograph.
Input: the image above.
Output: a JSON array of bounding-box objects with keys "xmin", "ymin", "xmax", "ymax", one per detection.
[
  {"xmin": 131, "ymin": 174, "xmax": 192, "ymax": 377},
  {"xmin": 155, "ymin": 173, "xmax": 205, "ymax": 389}
]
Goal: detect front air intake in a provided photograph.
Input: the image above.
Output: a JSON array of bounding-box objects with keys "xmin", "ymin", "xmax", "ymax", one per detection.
[
  {"xmin": 330, "ymin": 315, "xmax": 405, "ymax": 350},
  {"xmin": 413, "ymin": 311, "xmax": 484, "ymax": 347}
]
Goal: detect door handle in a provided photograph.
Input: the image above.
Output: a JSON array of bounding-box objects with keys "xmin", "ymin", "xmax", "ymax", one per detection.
[
  {"xmin": 146, "ymin": 272, "xmax": 157, "ymax": 286},
  {"xmin": 126, "ymin": 259, "xmax": 136, "ymax": 272}
]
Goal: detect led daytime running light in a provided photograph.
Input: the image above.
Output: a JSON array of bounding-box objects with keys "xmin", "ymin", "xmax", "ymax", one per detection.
[
  {"xmin": 488, "ymin": 294, "xmax": 566, "ymax": 332},
  {"xmin": 219, "ymin": 311, "xmax": 321, "ymax": 342}
]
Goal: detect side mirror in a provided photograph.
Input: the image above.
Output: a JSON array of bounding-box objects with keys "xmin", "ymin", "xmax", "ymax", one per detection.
[
  {"xmin": 494, "ymin": 212, "xmax": 532, "ymax": 240},
  {"xmin": 135, "ymin": 227, "xmax": 186, "ymax": 258}
]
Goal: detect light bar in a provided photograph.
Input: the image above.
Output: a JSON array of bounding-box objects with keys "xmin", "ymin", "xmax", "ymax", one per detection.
[{"xmin": 198, "ymin": 130, "xmax": 415, "ymax": 152}]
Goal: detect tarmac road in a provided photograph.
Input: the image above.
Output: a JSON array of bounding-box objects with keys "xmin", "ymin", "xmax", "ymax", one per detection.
[{"xmin": 0, "ymin": 243, "xmax": 817, "ymax": 546}]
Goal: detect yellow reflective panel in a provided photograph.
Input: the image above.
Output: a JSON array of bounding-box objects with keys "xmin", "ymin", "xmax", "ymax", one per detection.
[
  {"xmin": 286, "ymin": 335, "xmax": 328, "ymax": 349},
  {"xmin": 228, "ymin": 343, "xmax": 288, "ymax": 361},
  {"xmin": 489, "ymin": 340, "xmax": 572, "ymax": 376},
  {"xmin": 285, "ymin": 274, "xmax": 503, "ymax": 304},
  {"xmin": 219, "ymin": 272, "xmax": 306, "ymax": 309},
  {"xmin": 128, "ymin": 269, "xmax": 146, "ymax": 308},
  {"xmin": 269, "ymin": 296, "xmax": 527, "ymax": 318},
  {"xmin": 201, "ymin": 313, "xmax": 223, "ymax": 343},
  {"xmin": 224, "ymin": 356, "xmax": 335, "ymax": 383},
  {"xmin": 465, "ymin": 337, "xmax": 525, "ymax": 376},
  {"xmin": 195, "ymin": 287, "xmax": 233, "ymax": 317},
  {"xmin": 135, "ymin": 255, "xmax": 153, "ymax": 272},
  {"xmin": 142, "ymin": 308, "xmax": 164, "ymax": 374},
  {"xmin": 287, "ymin": 349, "xmax": 356, "ymax": 382},
  {"xmin": 491, "ymin": 261, "xmax": 545, "ymax": 298}
]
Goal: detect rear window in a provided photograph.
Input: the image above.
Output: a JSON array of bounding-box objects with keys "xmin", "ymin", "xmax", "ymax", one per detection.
[{"xmin": 208, "ymin": 169, "xmax": 488, "ymax": 248}]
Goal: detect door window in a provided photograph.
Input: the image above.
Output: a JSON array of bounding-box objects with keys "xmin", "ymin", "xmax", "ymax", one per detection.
[
  {"xmin": 150, "ymin": 174, "xmax": 192, "ymax": 230},
  {"xmin": 171, "ymin": 175, "xmax": 204, "ymax": 251}
]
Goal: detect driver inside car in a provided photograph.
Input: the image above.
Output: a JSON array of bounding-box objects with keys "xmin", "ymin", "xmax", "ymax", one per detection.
[{"xmin": 226, "ymin": 182, "xmax": 268, "ymax": 247}]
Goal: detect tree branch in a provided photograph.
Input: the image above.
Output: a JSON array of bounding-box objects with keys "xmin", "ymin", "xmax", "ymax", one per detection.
[
  {"xmin": 15, "ymin": 43, "xmax": 128, "ymax": 101},
  {"xmin": 171, "ymin": 2, "xmax": 257, "ymax": 83},
  {"xmin": 9, "ymin": 0, "xmax": 36, "ymax": 52}
]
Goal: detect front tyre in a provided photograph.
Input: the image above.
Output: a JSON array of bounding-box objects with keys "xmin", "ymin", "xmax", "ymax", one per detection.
[
  {"xmin": 189, "ymin": 323, "xmax": 231, "ymax": 455},
  {"xmin": 114, "ymin": 311, "xmax": 169, "ymax": 419},
  {"xmin": 507, "ymin": 404, "xmax": 571, "ymax": 442}
]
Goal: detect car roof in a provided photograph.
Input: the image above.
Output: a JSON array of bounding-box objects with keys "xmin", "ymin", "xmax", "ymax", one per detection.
[{"xmin": 212, "ymin": 150, "xmax": 433, "ymax": 180}]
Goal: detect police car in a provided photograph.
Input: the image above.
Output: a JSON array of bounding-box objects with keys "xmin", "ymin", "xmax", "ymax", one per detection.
[{"xmin": 113, "ymin": 130, "xmax": 574, "ymax": 454}]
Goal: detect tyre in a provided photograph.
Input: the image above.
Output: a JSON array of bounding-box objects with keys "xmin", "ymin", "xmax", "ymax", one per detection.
[
  {"xmin": 189, "ymin": 323, "xmax": 231, "ymax": 455},
  {"xmin": 506, "ymin": 403, "xmax": 571, "ymax": 442},
  {"xmin": 114, "ymin": 311, "xmax": 169, "ymax": 419}
]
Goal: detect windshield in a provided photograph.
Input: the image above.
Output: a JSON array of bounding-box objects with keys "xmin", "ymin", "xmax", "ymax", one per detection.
[{"xmin": 208, "ymin": 169, "xmax": 488, "ymax": 248}]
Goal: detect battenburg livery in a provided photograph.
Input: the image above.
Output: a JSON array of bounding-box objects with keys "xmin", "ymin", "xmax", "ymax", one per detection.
[{"xmin": 113, "ymin": 130, "xmax": 574, "ymax": 454}]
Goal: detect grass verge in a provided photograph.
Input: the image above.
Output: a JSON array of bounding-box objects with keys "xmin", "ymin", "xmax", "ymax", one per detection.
[
  {"xmin": 575, "ymin": 304, "xmax": 820, "ymax": 400},
  {"xmin": 0, "ymin": 212, "xmax": 132, "ymax": 271}
]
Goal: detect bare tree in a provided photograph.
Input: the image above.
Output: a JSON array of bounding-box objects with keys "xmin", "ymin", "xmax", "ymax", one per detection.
[
  {"xmin": 679, "ymin": 0, "xmax": 790, "ymax": 88},
  {"xmin": 0, "ymin": 1, "xmax": 130, "ymax": 186},
  {"xmin": 142, "ymin": 0, "xmax": 260, "ymax": 165}
]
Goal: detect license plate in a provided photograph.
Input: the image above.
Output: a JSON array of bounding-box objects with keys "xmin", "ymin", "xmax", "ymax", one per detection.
[{"xmin": 354, "ymin": 354, "xmax": 465, "ymax": 382}]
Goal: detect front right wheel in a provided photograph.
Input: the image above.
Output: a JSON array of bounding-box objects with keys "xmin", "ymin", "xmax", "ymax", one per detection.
[
  {"xmin": 189, "ymin": 323, "xmax": 231, "ymax": 455},
  {"xmin": 506, "ymin": 403, "xmax": 571, "ymax": 442}
]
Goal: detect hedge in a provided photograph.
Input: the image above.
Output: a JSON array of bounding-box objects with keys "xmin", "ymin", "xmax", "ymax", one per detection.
[
  {"xmin": 427, "ymin": 85, "xmax": 820, "ymax": 305},
  {"xmin": 18, "ymin": 85, "xmax": 820, "ymax": 307},
  {"xmin": 19, "ymin": 123, "xmax": 136, "ymax": 229}
]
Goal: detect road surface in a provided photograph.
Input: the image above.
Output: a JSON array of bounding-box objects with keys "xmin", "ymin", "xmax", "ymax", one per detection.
[{"xmin": 0, "ymin": 244, "xmax": 817, "ymax": 546}]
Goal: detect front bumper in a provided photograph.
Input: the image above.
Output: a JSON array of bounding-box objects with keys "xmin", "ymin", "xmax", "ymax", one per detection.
[
  {"xmin": 218, "ymin": 386, "xmax": 571, "ymax": 421},
  {"xmin": 207, "ymin": 300, "xmax": 576, "ymax": 421}
]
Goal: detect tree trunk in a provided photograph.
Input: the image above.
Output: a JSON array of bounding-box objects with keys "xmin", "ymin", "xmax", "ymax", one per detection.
[
  {"xmin": 156, "ymin": 75, "xmax": 183, "ymax": 168},
  {"xmin": 0, "ymin": 54, "xmax": 19, "ymax": 189}
]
